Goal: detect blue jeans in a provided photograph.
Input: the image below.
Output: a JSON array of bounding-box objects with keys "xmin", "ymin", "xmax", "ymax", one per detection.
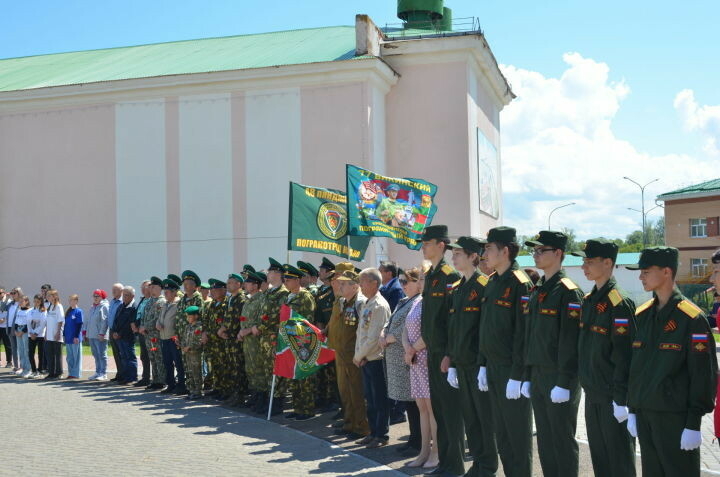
[
  {"xmin": 16, "ymin": 331, "xmax": 30, "ymax": 372},
  {"xmin": 89, "ymin": 338, "xmax": 108, "ymax": 376},
  {"xmin": 117, "ymin": 338, "xmax": 137, "ymax": 382},
  {"xmin": 161, "ymin": 339, "xmax": 185, "ymax": 386},
  {"xmin": 362, "ymin": 359, "xmax": 390, "ymax": 440},
  {"xmin": 65, "ymin": 342, "xmax": 82, "ymax": 377},
  {"xmin": 9, "ymin": 332, "xmax": 18, "ymax": 368}
]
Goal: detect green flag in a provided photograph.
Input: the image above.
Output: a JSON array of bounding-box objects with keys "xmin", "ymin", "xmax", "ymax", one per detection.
[
  {"xmin": 288, "ymin": 182, "xmax": 371, "ymax": 261},
  {"xmin": 346, "ymin": 164, "xmax": 438, "ymax": 250}
]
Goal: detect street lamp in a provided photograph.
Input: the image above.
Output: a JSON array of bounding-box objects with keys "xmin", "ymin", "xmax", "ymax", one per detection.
[
  {"xmin": 548, "ymin": 202, "xmax": 576, "ymax": 230},
  {"xmin": 623, "ymin": 177, "xmax": 659, "ymax": 246}
]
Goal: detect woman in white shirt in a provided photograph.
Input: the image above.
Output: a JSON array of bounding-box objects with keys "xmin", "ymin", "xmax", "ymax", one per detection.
[
  {"xmin": 13, "ymin": 295, "xmax": 32, "ymax": 377},
  {"xmin": 28, "ymin": 294, "xmax": 47, "ymax": 378},
  {"xmin": 44, "ymin": 290, "xmax": 65, "ymax": 380}
]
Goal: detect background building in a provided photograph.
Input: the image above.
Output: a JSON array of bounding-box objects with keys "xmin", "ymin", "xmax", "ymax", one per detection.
[
  {"xmin": 658, "ymin": 178, "xmax": 720, "ymax": 283},
  {"xmin": 0, "ymin": 2, "xmax": 512, "ymax": 295}
]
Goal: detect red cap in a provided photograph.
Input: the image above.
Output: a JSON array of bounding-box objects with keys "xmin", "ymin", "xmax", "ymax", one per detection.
[{"xmin": 93, "ymin": 289, "xmax": 107, "ymax": 299}]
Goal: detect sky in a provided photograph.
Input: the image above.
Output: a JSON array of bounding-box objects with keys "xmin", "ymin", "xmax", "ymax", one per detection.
[{"xmin": 2, "ymin": 0, "xmax": 719, "ymax": 239}]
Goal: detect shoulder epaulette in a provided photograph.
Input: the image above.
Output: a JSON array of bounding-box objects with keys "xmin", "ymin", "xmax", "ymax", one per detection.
[
  {"xmin": 677, "ymin": 299, "xmax": 703, "ymax": 319},
  {"xmin": 635, "ymin": 299, "xmax": 654, "ymax": 316},
  {"xmin": 451, "ymin": 279, "xmax": 462, "ymax": 289},
  {"xmin": 584, "ymin": 292, "xmax": 591, "ymax": 299},
  {"xmin": 608, "ymin": 289, "xmax": 623, "ymax": 307},
  {"xmin": 477, "ymin": 275, "xmax": 489, "ymax": 286},
  {"xmin": 560, "ymin": 277, "xmax": 578, "ymax": 291},
  {"xmin": 512, "ymin": 269, "xmax": 531, "ymax": 284},
  {"xmin": 441, "ymin": 264, "xmax": 454, "ymax": 275}
]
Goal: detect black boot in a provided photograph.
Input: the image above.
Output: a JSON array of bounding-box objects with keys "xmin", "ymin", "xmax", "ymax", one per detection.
[
  {"xmin": 270, "ymin": 397, "xmax": 284, "ymax": 416},
  {"xmin": 253, "ymin": 392, "xmax": 268, "ymax": 414}
]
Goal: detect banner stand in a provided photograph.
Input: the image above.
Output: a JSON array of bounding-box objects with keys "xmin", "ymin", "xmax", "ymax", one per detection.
[{"xmin": 267, "ymin": 374, "xmax": 277, "ymax": 420}]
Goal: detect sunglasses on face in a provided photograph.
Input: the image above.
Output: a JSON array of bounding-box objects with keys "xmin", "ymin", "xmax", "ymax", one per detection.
[{"xmin": 532, "ymin": 248, "xmax": 557, "ymax": 256}]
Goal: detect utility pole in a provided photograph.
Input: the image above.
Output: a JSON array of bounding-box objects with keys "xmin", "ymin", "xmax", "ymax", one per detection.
[
  {"xmin": 623, "ymin": 177, "xmax": 659, "ymax": 247},
  {"xmin": 548, "ymin": 202, "xmax": 576, "ymax": 230}
]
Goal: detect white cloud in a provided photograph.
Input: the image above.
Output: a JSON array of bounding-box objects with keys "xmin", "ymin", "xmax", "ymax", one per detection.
[
  {"xmin": 674, "ymin": 89, "xmax": 720, "ymax": 155},
  {"xmin": 499, "ymin": 53, "xmax": 713, "ymax": 240}
]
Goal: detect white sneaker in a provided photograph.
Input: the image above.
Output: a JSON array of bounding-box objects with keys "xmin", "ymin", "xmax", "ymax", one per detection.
[
  {"xmin": 14, "ymin": 369, "xmax": 22, "ymax": 375},
  {"xmin": 96, "ymin": 375, "xmax": 108, "ymax": 381},
  {"xmin": 88, "ymin": 373, "xmax": 98, "ymax": 380},
  {"xmin": 21, "ymin": 372, "xmax": 31, "ymax": 378}
]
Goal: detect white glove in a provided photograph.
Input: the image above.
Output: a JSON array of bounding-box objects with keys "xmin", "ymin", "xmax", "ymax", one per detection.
[
  {"xmin": 447, "ymin": 368, "xmax": 459, "ymax": 389},
  {"xmin": 506, "ymin": 379, "xmax": 522, "ymax": 400},
  {"xmin": 627, "ymin": 413, "xmax": 637, "ymax": 438},
  {"xmin": 477, "ymin": 366, "xmax": 488, "ymax": 392},
  {"xmin": 680, "ymin": 428, "xmax": 702, "ymax": 451},
  {"xmin": 612, "ymin": 401, "xmax": 629, "ymax": 423},
  {"xmin": 521, "ymin": 381, "xmax": 531, "ymax": 398},
  {"xmin": 550, "ymin": 386, "xmax": 570, "ymax": 403}
]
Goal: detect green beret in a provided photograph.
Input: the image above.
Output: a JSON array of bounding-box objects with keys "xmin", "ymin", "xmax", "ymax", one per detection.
[
  {"xmin": 268, "ymin": 257, "xmax": 284, "ymax": 272},
  {"xmin": 228, "ymin": 273, "xmax": 244, "ymax": 283},
  {"xmin": 181, "ymin": 270, "xmax": 201, "ymax": 286},
  {"xmin": 447, "ymin": 236, "xmax": 485, "ymax": 254},
  {"xmin": 571, "ymin": 239, "xmax": 618, "ymax": 261},
  {"xmin": 162, "ymin": 278, "xmax": 180, "ymax": 290},
  {"xmin": 149, "ymin": 276, "xmax": 163, "ymax": 287},
  {"xmin": 283, "ymin": 264, "xmax": 305, "ymax": 279},
  {"xmin": 525, "ymin": 230, "xmax": 569, "ymax": 251},
  {"xmin": 483, "ymin": 226, "xmax": 517, "ymax": 245},
  {"xmin": 422, "ymin": 225, "xmax": 449, "ymax": 241},
  {"xmin": 200, "ymin": 282, "xmax": 211, "ymax": 290},
  {"xmin": 319, "ymin": 257, "xmax": 335, "ymax": 271},
  {"xmin": 167, "ymin": 274, "xmax": 182, "ymax": 285},
  {"xmin": 185, "ymin": 305, "xmax": 200, "ymax": 315},
  {"xmin": 297, "ymin": 261, "xmax": 319, "ymax": 277},
  {"xmin": 626, "ymin": 246, "xmax": 679, "ymax": 271}
]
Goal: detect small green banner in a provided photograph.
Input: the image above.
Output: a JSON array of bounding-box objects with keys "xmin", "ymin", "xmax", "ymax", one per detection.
[
  {"xmin": 346, "ymin": 164, "xmax": 438, "ymax": 250},
  {"xmin": 287, "ymin": 182, "xmax": 371, "ymax": 261}
]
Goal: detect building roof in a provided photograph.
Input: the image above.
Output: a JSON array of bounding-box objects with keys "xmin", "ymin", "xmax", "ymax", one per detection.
[
  {"xmin": 516, "ymin": 252, "xmax": 641, "ymax": 268},
  {"xmin": 0, "ymin": 26, "xmax": 359, "ymax": 93},
  {"xmin": 657, "ymin": 178, "xmax": 720, "ymax": 201}
]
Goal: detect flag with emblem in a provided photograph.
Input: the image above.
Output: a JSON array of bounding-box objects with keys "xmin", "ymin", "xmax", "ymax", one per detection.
[
  {"xmin": 288, "ymin": 182, "xmax": 370, "ymax": 260},
  {"xmin": 273, "ymin": 305, "xmax": 335, "ymax": 379},
  {"xmin": 346, "ymin": 164, "xmax": 439, "ymax": 250}
]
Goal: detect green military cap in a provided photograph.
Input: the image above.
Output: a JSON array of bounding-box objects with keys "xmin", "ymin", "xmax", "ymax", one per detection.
[
  {"xmin": 422, "ymin": 225, "xmax": 449, "ymax": 241},
  {"xmin": 185, "ymin": 305, "xmax": 200, "ymax": 315},
  {"xmin": 245, "ymin": 271, "xmax": 264, "ymax": 285},
  {"xmin": 626, "ymin": 246, "xmax": 679, "ymax": 271},
  {"xmin": 181, "ymin": 270, "xmax": 201, "ymax": 286},
  {"xmin": 336, "ymin": 270, "xmax": 360, "ymax": 282},
  {"xmin": 167, "ymin": 274, "xmax": 182, "ymax": 285},
  {"xmin": 268, "ymin": 257, "xmax": 284, "ymax": 272},
  {"xmin": 525, "ymin": 230, "xmax": 569, "ymax": 251},
  {"xmin": 297, "ymin": 261, "xmax": 319, "ymax": 277},
  {"xmin": 571, "ymin": 239, "xmax": 619, "ymax": 261},
  {"xmin": 228, "ymin": 273, "xmax": 244, "ymax": 283},
  {"xmin": 283, "ymin": 264, "xmax": 305, "ymax": 280},
  {"xmin": 242, "ymin": 264, "xmax": 256, "ymax": 275},
  {"xmin": 319, "ymin": 257, "xmax": 335, "ymax": 271},
  {"xmin": 483, "ymin": 226, "xmax": 517, "ymax": 244},
  {"xmin": 330, "ymin": 262, "xmax": 355, "ymax": 279},
  {"xmin": 149, "ymin": 276, "xmax": 163, "ymax": 287},
  {"xmin": 255, "ymin": 271, "xmax": 268, "ymax": 282},
  {"xmin": 447, "ymin": 236, "xmax": 485, "ymax": 254},
  {"xmin": 162, "ymin": 278, "xmax": 180, "ymax": 290},
  {"xmin": 200, "ymin": 282, "xmax": 211, "ymax": 290},
  {"xmin": 209, "ymin": 278, "xmax": 226, "ymax": 289}
]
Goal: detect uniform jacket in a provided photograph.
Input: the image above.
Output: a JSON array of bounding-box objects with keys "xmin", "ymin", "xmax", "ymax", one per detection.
[
  {"xmin": 354, "ymin": 292, "xmax": 391, "ymax": 362},
  {"xmin": 446, "ymin": 271, "xmax": 486, "ymax": 368},
  {"xmin": 157, "ymin": 298, "xmax": 179, "ymax": 340},
  {"xmin": 421, "ymin": 258, "xmax": 461, "ymax": 355},
  {"xmin": 328, "ymin": 292, "xmax": 365, "ymax": 362}
]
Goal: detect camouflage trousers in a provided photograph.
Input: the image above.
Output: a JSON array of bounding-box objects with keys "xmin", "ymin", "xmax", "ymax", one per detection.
[
  {"xmin": 184, "ymin": 350, "xmax": 203, "ymax": 395},
  {"xmin": 204, "ymin": 337, "xmax": 222, "ymax": 391},
  {"xmin": 216, "ymin": 339, "xmax": 247, "ymax": 397},
  {"xmin": 259, "ymin": 333, "xmax": 285, "ymax": 398},
  {"xmin": 145, "ymin": 331, "xmax": 166, "ymax": 385},
  {"xmin": 290, "ymin": 375, "xmax": 316, "ymax": 415},
  {"xmin": 243, "ymin": 334, "xmax": 264, "ymax": 391},
  {"xmin": 316, "ymin": 364, "xmax": 339, "ymax": 403}
]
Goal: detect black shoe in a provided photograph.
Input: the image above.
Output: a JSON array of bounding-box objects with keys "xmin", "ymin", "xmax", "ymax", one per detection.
[
  {"xmin": 116, "ymin": 380, "xmax": 128, "ymax": 385},
  {"xmin": 332, "ymin": 428, "xmax": 352, "ymax": 436},
  {"xmin": 321, "ymin": 401, "xmax": 339, "ymax": 413},
  {"xmin": 133, "ymin": 379, "xmax": 150, "ymax": 387},
  {"xmin": 390, "ymin": 416, "xmax": 407, "ymax": 425},
  {"xmin": 110, "ymin": 377, "xmax": 118, "ymax": 382},
  {"xmin": 423, "ymin": 468, "xmax": 444, "ymax": 476},
  {"xmin": 331, "ymin": 410, "xmax": 343, "ymax": 420},
  {"xmin": 172, "ymin": 385, "xmax": 188, "ymax": 395},
  {"xmin": 205, "ymin": 389, "xmax": 220, "ymax": 398},
  {"xmin": 147, "ymin": 383, "xmax": 165, "ymax": 390},
  {"xmin": 270, "ymin": 397, "xmax": 284, "ymax": 416},
  {"xmin": 160, "ymin": 386, "xmax": 176, "ymax": 394},
  {"xmin": 333, "ymin": 420, "xmax": 345, "ymax": 429},
  {"xmin": 189, "ymin": 393, "xmax": 203, "ymax": 400},
  {"xmin": 43, "ymin": 375, "xmax": 54, "ymax": 380},
  {"xmin": 252, "ymin": 393, "xmax": 268, "ymax": 414},
  {"xmin": 294, "ymin": 414, "xmax": 314, "ymax": 421},
  {"xmin": 285, "ymin": 412, "xmax": 298, "ymax": 419}
]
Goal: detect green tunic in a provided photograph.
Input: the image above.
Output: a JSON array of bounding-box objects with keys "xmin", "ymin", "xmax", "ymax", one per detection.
[
  {"xmin": 446, "ymin": 272, "xmax": 486, "ymax": 367},
  {"xmin": 421, "ymin": 258, "xmax": 461, "ymax": 354}
]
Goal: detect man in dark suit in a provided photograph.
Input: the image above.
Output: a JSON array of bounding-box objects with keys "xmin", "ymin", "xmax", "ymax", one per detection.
[{"xmin": 111, "ymin": 286, "xmax": 138, "ymax": 384}]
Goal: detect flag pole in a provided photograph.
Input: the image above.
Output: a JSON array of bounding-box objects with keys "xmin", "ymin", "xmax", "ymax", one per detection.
[{"xmin": 267, "ymin": 374, "xmax": 277, "ymax": 421}]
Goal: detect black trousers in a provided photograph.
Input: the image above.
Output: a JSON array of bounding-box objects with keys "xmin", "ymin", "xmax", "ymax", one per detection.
[
  {"xmin": 109, "ymin": 337, "xmax": 124, "ymax": 377},
  {"xmin": 44, "ymin": 340, "xmax": 63, "ymax": 376},
  {"xmin": 0, "ymin": 327, "xmax": 11, "ymax": 363},
  {"xmin": 29, "ymin": 337, "xmax": 45, "ymax": 372},
  {"xmin": 137, "ymin": 334, "xmax": 150, "ymax": 381}
]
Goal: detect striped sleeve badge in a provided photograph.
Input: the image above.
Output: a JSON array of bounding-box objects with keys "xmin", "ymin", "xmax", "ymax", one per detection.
[
  {"xmin": 614, "ymin": 318, "xmax": 629, "ymax": 335},
  {"xmin": 521, "ymin": 295, "xmax": 530, "ymax": 314},
  {"xmin": 692, "ymin": 333, "xmax": 709, "ymax": 353},
  {"xmin": 567, "ymin": 302, "xmax": 581, "ymax": 319}
]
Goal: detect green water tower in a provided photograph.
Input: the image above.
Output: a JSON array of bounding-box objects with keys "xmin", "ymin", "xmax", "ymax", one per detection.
[{"xmin": 397, "ymin": 0, "xmax": 452, "ymax": 30}]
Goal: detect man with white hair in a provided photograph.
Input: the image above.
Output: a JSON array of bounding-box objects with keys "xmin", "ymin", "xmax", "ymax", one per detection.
[{"xmin": 111, "ymin": 286, "xmax": 137, "ymax": 384}]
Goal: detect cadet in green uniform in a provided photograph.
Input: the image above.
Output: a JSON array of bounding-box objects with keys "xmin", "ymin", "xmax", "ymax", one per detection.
[
  {"xmin": 524, "ymin": 230, "xmax": 584, "ymax": 477},
  {"xmin": 479, "ymin": 226, "xmax": 533, "ymax": 477},
  {"xmin": 219, "ymin": 273, "xmax": 247, "ymax": 406},
  {"xmin": 417, "ymin": 225, "xmax": 464, "ymax": 477},
  {"xmin": 445, "ymin": 236, "xmax": 497, "ymax": 477},
  {"xmin": 181, "ymin": 306, "xmax": 204, "ymax": 400},
  {"xmin": 571, "ymin": 239, "xmax": 636, "ymax": 477},
  {"xmin": 257, "ymin": 258, "xmax": 290, "ymax": 415},
  {"xmin": 142, "ymin": 276, "xmax": 167, "ymax": 390},
  {"xmin": 626, "ymin": 246, "xmax": 717, "ymax": 477},
  {"xmin": 238, "ymin": 271, "xmax": 266, "ymax": 411},
  {"xmin": 174, "ymin": 271, "xmax": 204, "ymax": 395},
  {"xmin": 313, "ymin": 257, "xmax": 338, "ymax": 412},
  {"xmin": 203, "ymin": 279, "xmax": 228, "ymax": 399},
  {"xmin": 283, "ymin": 264, "xmax": 317, "ymax": 420}
]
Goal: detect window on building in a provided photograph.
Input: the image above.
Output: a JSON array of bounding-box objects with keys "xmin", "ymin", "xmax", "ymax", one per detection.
[
  {"xmin": 691, "ymin": 258, "xmax": 709, "ymax": 277},
  {"xmin": 690, "ymin": 218, "xmax": 707, "ymax": 238}
]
